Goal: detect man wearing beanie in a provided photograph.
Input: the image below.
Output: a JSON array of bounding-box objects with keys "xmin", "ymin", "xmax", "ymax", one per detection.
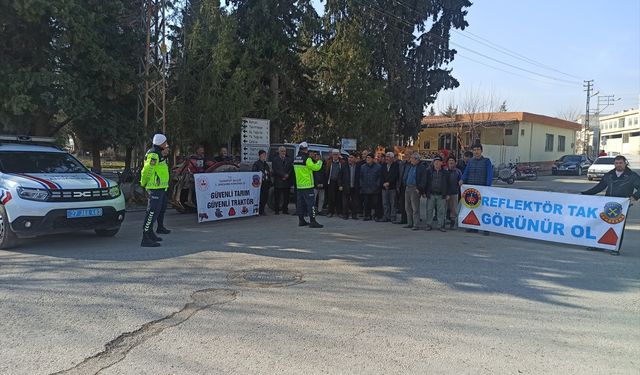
[{"xmin": 140, "ymin": 133, "xmax": 171, "ymax": 247}]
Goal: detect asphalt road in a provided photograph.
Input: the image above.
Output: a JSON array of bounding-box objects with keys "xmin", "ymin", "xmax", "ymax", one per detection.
[{"xmin": 1, "ymin": 175, "xmax": 638, "ymax": 375}]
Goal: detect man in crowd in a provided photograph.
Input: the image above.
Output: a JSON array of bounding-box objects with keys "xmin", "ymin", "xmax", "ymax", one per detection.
[
  {"xmin": 457, "ymin": 151, "xmax": 472, "ymax": 173},
  {"xmin": 293, "ymin": 142, "xmax": 324, "ymax": 228},
  {"xmin": 446, "ymin": 156, "xmax": 463, "ymax": 230},
  {"xmin": 271, "ymin": 146, "xmax": 293, "ymax": 215},
  {"xmin": 402, "ymin": 152, "xmax": 426, "ymax": 231},
  {"xmin": 252, "ymin": 150, "xmax": 272, "ymax": 216},
  {"xmin": 214, "ymin": 147, "xmax": 232, "ymax": 162},
  {"xmin": 395, "ymin": 148, "xmax": 413, "ymax": 225},
  {"xmin": 313, "ymin": 153, "xmax": 327, "ymax": 216},
  {"xmin": 359, "ymin": 153, "xmax": 382, "ymax": 221},
  {"xmin": 582, "ymin": 155, "xmax": 639, "ymax": 254},
  {"xmin": 381, "ymin": 152, "xmax": 399, "ymax": 222},
  {"xmin": 424, "ymin": 156, "xmax": 449, "ymax": 232},
  {"xmin": 460, "ymin": 142, "xmax": 493, "ymax": 235},
  {"xmin": 325, "ymin": 149, "xmax": 344, "ymax": 217},
  {"xmin": 339, "ymin": 153, "xmax": 360, "ymax": 220},
  {"xmin": 140, "ymin": 133, "xmax": 171, "ymax": 247}
]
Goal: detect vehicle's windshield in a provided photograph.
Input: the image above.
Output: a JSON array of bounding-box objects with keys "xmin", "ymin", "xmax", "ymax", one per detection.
[
  {"xmin": 0, "ymin": 152, "xmax": 88, "ymax": 174},
  {"xmin": 594, "ymin": 157, "xmax": 615, "ymax": 165},
  {"xmin": 561, "ymin": 155, "xmax": 581, "ymax": 162}
]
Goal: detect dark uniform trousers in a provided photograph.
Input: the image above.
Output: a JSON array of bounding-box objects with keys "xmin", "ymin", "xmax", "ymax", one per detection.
[
  {"xmin": 296, "ymin": 188, "xmax": 316, "ymax": 219},
  {"xmin": 143, "ymin": 189, "xmax": 167, "ymax": 234}
]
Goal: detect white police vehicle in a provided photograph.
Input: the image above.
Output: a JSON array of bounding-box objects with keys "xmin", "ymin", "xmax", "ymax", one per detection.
[{"xmin": 0, "ymin": 136, "xmax": 125, "ymax": 249}]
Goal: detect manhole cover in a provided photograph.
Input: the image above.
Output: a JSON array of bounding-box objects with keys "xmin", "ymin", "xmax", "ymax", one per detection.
[{"xmin": 227, "ymin": 269, "xmax": 304, "ymax": 288}]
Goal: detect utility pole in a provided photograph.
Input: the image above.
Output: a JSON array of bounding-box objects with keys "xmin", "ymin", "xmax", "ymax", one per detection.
[
  {"xmin": 583, "ymin": 80, "xmax": 594, "ymax": 156},
  {"xmin": 138, "ymin": 0, "xmax": 168, "ymax": 135},
  {"xmin": 593, "ymin": 95, "xmax": 620, "ymax": 155}
]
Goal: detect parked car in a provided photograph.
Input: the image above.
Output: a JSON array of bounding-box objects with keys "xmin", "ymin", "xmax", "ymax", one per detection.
[
  {"xmin": 0, "ymin": 135, "xmax": 125, "ymax": 249},
  {"xmin": 587, "ymin": 156, "xmax": 616, "ymax": 180},
  {"xmin": 551, "ymin": 155, "xmax": 592, "ymax": 176}
]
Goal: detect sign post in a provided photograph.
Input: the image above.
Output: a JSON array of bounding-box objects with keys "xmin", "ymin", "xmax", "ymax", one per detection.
[
  {"xmin": 341, "ymin": 138, "xmax": 357, "ymax": 151},
  {"xmin": 241, "ymin": 117, "xmax": 270, "ymax": 164}
]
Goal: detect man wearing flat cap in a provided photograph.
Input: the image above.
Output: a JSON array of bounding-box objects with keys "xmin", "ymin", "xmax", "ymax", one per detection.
[{"xmin": 139, "ymin": 133, "xmax": 171, "ymax": 247}]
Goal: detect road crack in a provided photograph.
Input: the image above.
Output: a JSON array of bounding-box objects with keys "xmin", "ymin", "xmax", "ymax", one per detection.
[{"xmin": 52, "ymin": 288, "xmax": 237, "ymax": 375}]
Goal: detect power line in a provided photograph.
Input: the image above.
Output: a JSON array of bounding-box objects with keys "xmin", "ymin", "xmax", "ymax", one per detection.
[
  {"xmin": 453, "ymin": 30, "xmax": 583, "ymax": 80},
  {"xmin": 456, "ymin": 55, "xmax": 579, "ymax": 88},
  {"xmin": 351, "ymin": 0, "xmax": 581, "ymax": 85},
  {"xmin": 390, "ymin": 0, "xmax": 583, "ymax": 80}
]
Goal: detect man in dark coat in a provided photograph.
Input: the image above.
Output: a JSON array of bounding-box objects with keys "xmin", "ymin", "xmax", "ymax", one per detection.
[
  {"xmin": 359, "ymin": 153, "xmax": 383, "ymax": 221},
  {"xmin": 252, "ymin": 150, "xmax": 272, "ymax": 216},
  {"xmin": 582, "ymin": 155, "xmax": 640, "ymax": 255},
  {"xmin": 271, "ymin": 146, "xmax": 293, "ymax": 214},
  {"xmin": 457, "ymin": 151, "xmax": 472, "ymax": 173},
  {"xmin": 424, "ymin": 156, "xmax": 449, "ymax": 232},
  {"xmin": 324, "ymin": 149, "xmax": 344, "ymax": 217},
  {"xmin": 339, "ymin": 153, "xmax": 360, "ymax": 220},
  {"xmin": 381, "ymin": 151, "xmax": 400, "ymax": 222},
  {"xmin": 313, "ymin": 155, "xmax": 327, "ymax": 215}
]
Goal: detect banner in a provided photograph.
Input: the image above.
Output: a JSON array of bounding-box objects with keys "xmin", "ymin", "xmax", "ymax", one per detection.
[
  {"xmin": 458, "ymin": 185, "xmax": 630, "ymax": 251},
  {"xmin": 194, "ymin": 172, "xmax": 261, "ymax": 222}
]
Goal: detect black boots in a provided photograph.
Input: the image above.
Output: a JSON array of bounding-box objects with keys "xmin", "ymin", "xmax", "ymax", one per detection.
[
  {"xmin": 298, "ymin": 217, "xmax": 309, "ymax": 227},
  {"xmin": 141, "ymin": 232, "xmax": 161, "ymax": 247},
  {"xmin": 309, "ymin": 218, "xmax": 324, "ymax": 228},
  {"xmin": 157, "ymin": 226, "xmax": 171, "ymax": 234}
]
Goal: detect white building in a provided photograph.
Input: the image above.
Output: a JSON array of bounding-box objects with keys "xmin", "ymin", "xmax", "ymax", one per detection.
[{"xmin": 599, "ymin": 108, "xmax": 640, "ymax": 166}]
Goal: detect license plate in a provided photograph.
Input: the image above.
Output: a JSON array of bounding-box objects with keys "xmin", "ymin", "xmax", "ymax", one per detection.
[{"xmin": 67, "ymin": 208, "xmax": 103, "ymax": 219}]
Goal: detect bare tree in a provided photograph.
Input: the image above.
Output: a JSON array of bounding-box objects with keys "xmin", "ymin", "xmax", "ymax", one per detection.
[
  {"xmin": 557, "ymin": 107, "xmax": 580, "ymax": 121},
  {"xmin": 458, "ymin": 86, "xmax": 505, "ymax": 149}
]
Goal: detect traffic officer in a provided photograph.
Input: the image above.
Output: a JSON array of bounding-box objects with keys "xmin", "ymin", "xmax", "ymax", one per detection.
[
  {"xmin": 293, "ymin": 142, "xmax": 324, "ymax": 228},
  {"xmin": 140, "ymin": 133, "xmax": 171, "ymax": 247}
]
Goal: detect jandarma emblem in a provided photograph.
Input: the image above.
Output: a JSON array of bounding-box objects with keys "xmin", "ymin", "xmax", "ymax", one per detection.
[
  {"xmin": 599, "ymin": 202, "xmax": 625, "ymax": 224},
  {"xmin": 462, "ymin": 188, "xmax": 481, "ymax": 209}
]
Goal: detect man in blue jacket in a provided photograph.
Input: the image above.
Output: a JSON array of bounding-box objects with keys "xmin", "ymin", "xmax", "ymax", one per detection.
[{"xmin": 460, "ymin": 142, "xmax": 493, "ymax": 235}]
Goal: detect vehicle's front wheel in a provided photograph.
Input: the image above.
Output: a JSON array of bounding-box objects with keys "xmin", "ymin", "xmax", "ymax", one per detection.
[
  {"xmin": 0, "ymin": 205, "xmax": 18, "ymax": 249},
  {"xmin": 95, "ymin": 228, "xmax": 121, "ymax": 237},
  {"xmin": 506, "ymin": 176, "xmax": 515, "ymax": 184},
  {"xmin": 588, "ymin": 176, "xmax": 593, "ymax": 181}
]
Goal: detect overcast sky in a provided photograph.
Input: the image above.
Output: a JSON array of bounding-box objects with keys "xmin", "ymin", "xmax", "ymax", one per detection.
[{"xmin": 311, "ymin": 0, "xmax": 640, "ymax": 118}]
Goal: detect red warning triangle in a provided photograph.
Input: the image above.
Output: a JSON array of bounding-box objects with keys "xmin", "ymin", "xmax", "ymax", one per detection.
[
  {"xmin": 598, "ymin": 228, "xmax": 618, "ymax": 245},
  {"xmin": 462, "ymin": 210, "xmax": 480, "ymax": 226}
]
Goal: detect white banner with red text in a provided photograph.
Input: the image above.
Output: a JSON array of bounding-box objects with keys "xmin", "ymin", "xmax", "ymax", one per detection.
[
  {"xmin": 194, "ymin": 172, "xmax": 261, "ymax": 222},
  {"xmin": 458, "ymin": 185, "xmax": 630, "ymax": 251}
]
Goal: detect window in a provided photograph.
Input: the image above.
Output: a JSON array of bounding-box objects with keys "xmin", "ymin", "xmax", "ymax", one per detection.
[
  {"xmin": 505, "ymin": 129, "xmax": 513, "ymax": 136},
  {"xmin": 545, "ymin": 134, "xmax": 554, "ymax": 152},
  {"xmin": 558, "ymin": 135, "xmax": 566, "ymax": 152},
  {"xmin": 619, "ymin": 118, "xmax": 625, "ymax": 128},
  {"xmin": 623, "ymin": 133, "xmax": 629, "ymax": 144},
  {"xmin": 423, "ymin": 140, "xmax": 431, "ymax": 149},
  {"xmin": 634, "ymin": 117, "xmax": 638, "ymax": 125},
  {"xmin": 520, "ymin": 129, "xmax": 525, "ymax": 136}
]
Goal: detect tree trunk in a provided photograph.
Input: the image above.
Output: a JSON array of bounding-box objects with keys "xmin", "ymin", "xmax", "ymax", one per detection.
[
  {"xmin": 123, "ymin": 146, "xmax": 133, "ymax": 173},
  {"xmin": 270, "ymin": 72, "xmax": 279, "ymax": 142},
  {"xmin": 91, "ymin": 142, "xmax": 102, "ymax": 173}
]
